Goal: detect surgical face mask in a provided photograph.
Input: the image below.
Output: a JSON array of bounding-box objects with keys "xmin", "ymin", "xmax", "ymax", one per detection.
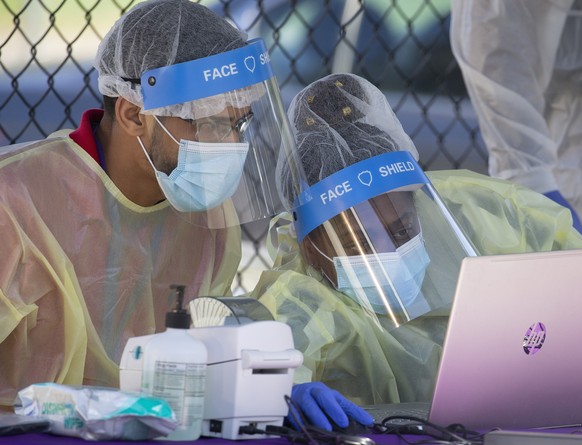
[
  {"xmin": 138, "ymin": 116, "xmax": 249, "ymax": 212},
  {"xmin": 313, "ymin": 234, "xmax": 431, "ymax": 316}
]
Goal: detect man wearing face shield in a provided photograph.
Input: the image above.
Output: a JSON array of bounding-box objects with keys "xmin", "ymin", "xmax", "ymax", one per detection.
[
  {"xmin": 0, "ymin": 1, "xmax": 374, "ymax": 427},
  {"xmin": 0, "ymin": 0, "xmax": 254, "ymax": 408},
  {"xmin": 251, "ymin": 73, "xmax": 582, "ymax": 406}
]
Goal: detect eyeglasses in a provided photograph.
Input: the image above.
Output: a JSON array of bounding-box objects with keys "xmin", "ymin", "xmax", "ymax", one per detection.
[{"xmin": 185, "ymin": 112, "xmax": 254, "ymax": 142}]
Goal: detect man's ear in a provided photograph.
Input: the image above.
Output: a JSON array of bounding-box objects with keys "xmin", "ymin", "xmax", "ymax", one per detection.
[{"xmin": 115, "ymin": 97, "xmax": 146, "ymax": 136}]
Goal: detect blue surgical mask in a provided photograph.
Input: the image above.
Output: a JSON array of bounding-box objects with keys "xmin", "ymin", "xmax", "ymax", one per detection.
[
  {"xmin": 138, "ymin": 117, "xmax": 249, "ymax": 212},
  {"xmin": 332, "ymin": 234, "xmax": 430, "ymax": 317}
]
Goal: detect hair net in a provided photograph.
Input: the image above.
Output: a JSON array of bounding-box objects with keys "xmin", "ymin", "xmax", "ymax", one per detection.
[
  {"xmin": 95, "ymin": 0, "xmax": 249, "ymax": 119},
  {"xmin": 279, "ymin": 73, "xmax": 419, "ymax": 208}
]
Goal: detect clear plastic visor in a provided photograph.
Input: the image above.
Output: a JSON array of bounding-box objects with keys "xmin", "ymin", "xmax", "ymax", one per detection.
[
  {"xmin": 139, "ymin": 39, "xmax": 294, "ymax": 228},
  {"xmin": 161, "ymin": 80, "xmax": 293, "ymax": 228},
  {"xmin": 295, "ymin": 156, "xmax": 477, "ymax": 329}
]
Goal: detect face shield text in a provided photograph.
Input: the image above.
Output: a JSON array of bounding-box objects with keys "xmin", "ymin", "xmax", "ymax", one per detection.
[
  {"xmin": 321, "ymin": 181, "xmax": 352, "ymax": 205},
  {"xmin": 379, "ymin": 161, "xmax": 416, "ymax": 176},
  {"xmin": 203, "ymin": 63, "xmax": 239, "ymax": 82}
]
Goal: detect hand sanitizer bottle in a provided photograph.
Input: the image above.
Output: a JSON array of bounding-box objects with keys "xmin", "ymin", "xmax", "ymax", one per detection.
[{"xmin": 141, "ymin": 285, "xmax": 207, "ymax": 441}]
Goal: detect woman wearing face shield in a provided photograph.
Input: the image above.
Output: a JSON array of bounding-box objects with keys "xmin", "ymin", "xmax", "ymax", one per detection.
[
  {"xmin": 251, "ymin": 73, "xmax": 582, "ymax": 406},
  {"xmin": 302, "ymin": 190, "xmax": 431, "ymax": 324}
]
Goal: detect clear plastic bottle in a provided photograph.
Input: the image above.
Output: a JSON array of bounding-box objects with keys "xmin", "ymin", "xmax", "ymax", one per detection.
[{"xmin": 141, "ymin": 285, "xmax": 207, "ymax": 441}]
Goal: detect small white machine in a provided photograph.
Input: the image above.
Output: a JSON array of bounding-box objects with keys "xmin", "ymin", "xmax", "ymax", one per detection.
[{"xmin": 119, "ymin": 297, "xmax": 303, "ymax": 440}]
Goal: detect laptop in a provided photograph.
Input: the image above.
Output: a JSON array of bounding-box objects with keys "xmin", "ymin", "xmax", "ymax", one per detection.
[{"xmin": 365, "ymin": 249, "xmax": 582, "ymax": 430}]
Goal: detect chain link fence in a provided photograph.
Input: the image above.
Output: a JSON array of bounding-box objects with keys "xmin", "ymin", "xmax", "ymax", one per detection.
[{"xmin": 0, "ymin": 0, "xmax": 487, "ymax": 294}]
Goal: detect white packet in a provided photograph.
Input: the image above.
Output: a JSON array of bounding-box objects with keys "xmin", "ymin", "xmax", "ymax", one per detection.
[{"xmin": 15, "ymin": 383, "xmax": 177, "ymax": 440}]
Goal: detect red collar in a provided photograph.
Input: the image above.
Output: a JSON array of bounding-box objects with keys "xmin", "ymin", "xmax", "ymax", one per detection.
[{"xmin": 69, "ymin": 109, "xmax": 104, "ymax": 165}]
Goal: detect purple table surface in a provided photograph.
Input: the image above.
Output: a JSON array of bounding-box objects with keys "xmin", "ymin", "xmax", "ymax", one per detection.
[
  {"xmin": 2, "ymin": 428, "xmax": 582, "ymax": 445},
  {"xmin": 0, "ymin": 432, "xmax": 425, "ymax": 445},
  {"xmin": 0, "ymin": 434, "xmax": 381, "ymax": 445}
]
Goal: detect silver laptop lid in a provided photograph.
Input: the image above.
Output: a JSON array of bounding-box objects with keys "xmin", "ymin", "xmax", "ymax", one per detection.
[{"xmin": 430, "ymin": 249, "xmax": 582, "ymax": 430}]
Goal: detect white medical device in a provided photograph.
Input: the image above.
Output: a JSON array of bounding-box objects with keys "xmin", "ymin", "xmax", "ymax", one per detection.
[{"xmin": 119, "ymin": 297, "xmax": 303, "ymax": 440}]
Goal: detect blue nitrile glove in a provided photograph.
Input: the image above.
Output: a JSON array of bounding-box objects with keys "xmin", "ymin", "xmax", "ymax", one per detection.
[
  {"xmin": 288, "ymin": 382, "xmax": 374, "ymax": 431},
  {"xmin": 543, "ymin": 190, "xmax": 582, "ymax": 234}
]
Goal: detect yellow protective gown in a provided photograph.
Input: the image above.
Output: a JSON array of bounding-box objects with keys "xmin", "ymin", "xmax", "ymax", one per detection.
[
  {"xmin": 0, "ymin": 132, "xmax": 241, "ymax": 408},
  {"xmin": 251, "ymin": 169, "xmax": 582, "ymax": 406}
]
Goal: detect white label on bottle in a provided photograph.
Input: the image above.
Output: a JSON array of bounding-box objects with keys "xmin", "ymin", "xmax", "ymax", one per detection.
[{"xmin": 153, "ymin": 361, "xmax": 206, "ymax": 425}]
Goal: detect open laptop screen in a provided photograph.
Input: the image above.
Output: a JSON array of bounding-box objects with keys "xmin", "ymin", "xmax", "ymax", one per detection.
[{"xmin": 365, "ymin": 250, "xmax": 582, "ymax": 430}]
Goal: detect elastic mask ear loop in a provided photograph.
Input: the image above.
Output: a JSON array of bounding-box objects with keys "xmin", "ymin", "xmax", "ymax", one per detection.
[
  {"xmin": 137, "ymin": 115, "xmax": 180, "ymax": 173},
  {"xmin": 137, "ymin": 136, "xmax": 158, "ymax": 172},
  {"xmin": 305, "ymin": 237, "xmax": 338, "ymax": 285},
  {"xmin": 307, "ymin": 237, "xmax": 334, "ymax": 263},
  {"xmin": 396, "ymin": 233, "xmax": 423, "ymax": 255},
  {"xmin": 153, "ymin": 115, "xmax": 180, "ymax": 145}
]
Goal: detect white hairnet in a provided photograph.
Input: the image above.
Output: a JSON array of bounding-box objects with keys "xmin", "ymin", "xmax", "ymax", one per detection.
[
  {"xmin": 95, "ymin": 0, "xmax": 250, "ymax": 119},
  {"xmin": 279, "ymin": 73, "xmax": 419, "ymax": 207}
]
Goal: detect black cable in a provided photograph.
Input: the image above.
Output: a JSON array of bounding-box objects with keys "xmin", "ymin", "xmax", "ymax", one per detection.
[
  {"xmin": 238, "ymin": 425, "xmax": 267, "ymax": 435},
  {"xmin": 285, "ymin": 395, "xmax": 320, "ymax": 445},
  {"xmin": 377, "ymin": 415, "xmax": 485, "ymax": 445},
  {"xmin": 276, "ymin": 395, "xmax": 484, "ymax": 445}
]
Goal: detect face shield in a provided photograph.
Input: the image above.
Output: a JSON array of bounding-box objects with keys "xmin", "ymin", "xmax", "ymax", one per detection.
[
  {"xmin": 291, "ymin": 150, "xmax": 477, "ymax": 329},
  {"xmin": 140, "ymin": 38, "xmax": 294, "ymax": 228}
]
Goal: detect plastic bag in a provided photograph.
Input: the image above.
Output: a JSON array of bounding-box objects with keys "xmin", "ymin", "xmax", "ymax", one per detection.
[
  {"xmin": 0, "ymin": 414, "xmax": 50, "ymax": 436},
  {"xmin": 14, "ymin": 383, "xmax": 177, "ymax": 440}
]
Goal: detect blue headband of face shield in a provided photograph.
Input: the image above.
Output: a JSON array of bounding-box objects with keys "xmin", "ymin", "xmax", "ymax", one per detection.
[
  {"xmin": 140, "ymin": 38, "xmax": 273, "ymax": 110},
  {"xmin": 293, "ymin": 151, "xmax": 430, "ymax": 243}
]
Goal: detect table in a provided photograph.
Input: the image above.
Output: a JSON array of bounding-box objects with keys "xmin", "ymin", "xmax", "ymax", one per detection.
[
  {"xmin": 2, "ymin": 429, "xmax": 582, "ymax": 445},
  {"xmin": 0, "ymin": 432, "xmax": 436, "ymax": 444},
  {"xmin": 0, "ymin": 434, "xmax": 372, "ymax": 444}
]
